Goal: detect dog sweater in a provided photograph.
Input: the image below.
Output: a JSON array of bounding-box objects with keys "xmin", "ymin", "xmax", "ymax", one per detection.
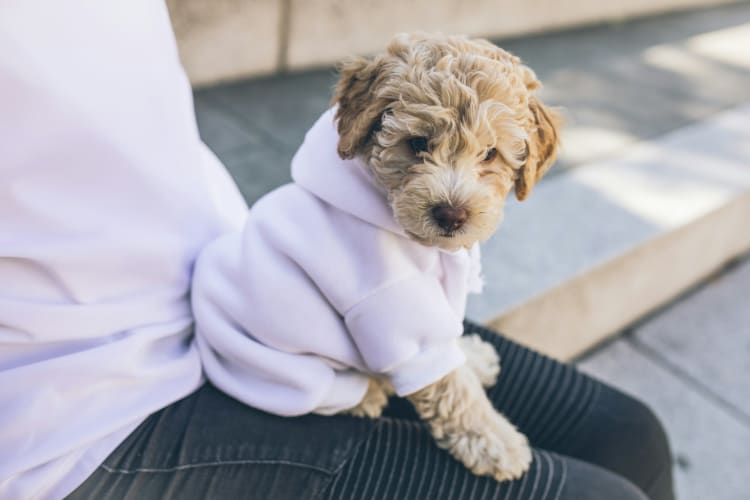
[{"xmin": 191, "ymin": 108, "xmax": 483, "ymax": 416}]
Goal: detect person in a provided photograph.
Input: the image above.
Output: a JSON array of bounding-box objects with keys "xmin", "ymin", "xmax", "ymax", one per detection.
[{"xmin": 0, "ymin": 2, "xmax": 675, "ymax": 499}]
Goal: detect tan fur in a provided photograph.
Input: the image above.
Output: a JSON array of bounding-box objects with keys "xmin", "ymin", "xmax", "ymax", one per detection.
[
  {"xmin": 334, "ymin": 33, "xmax": 561, "ymax": 482},
  {"xmin": 408, "ymin": 365, "xmax": 531, "ymax": 482},
  {"xmin": 333, "ymin": 33, "xmax": 561, "ymax": 250},
  {"xmin": 344, "ymin": 335, "xmax": 501, "ymax": 418},
  {"xmin": 344, "ymin": 377, "xmax": 395, "ymax": 418}
]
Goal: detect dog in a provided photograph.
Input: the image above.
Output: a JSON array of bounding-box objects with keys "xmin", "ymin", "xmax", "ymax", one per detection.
[
  {"xmin": 191, "ymin": 32, "xmax": 560, "ymax": 483},
  {"xmin": 333, "ymin": 33, "xmax": 560, "ymax": 481}
]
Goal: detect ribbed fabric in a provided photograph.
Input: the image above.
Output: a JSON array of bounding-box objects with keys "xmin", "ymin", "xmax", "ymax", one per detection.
[
  {"xmin": 320, "ymin": 323, "xmax": 657, "ymax": 500},
  {"xmin": 466, "ymin": 322, "xmax": 600, "ymax": 451},
  {"xmin": 324, "ymin": 424, "xmax": 566, "ymax": 500}
]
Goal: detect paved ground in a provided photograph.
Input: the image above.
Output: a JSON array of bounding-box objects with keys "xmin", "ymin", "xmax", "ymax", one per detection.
[
  {"xmin": 578, "ymin": 255, "xmax": 750, "ymax": 500},
  {"xmin": 193, "ymin": 4, "xmax": 750, "ymax": 499}
]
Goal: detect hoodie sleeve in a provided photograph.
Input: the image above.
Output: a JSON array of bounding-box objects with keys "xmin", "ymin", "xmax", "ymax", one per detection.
[{"xmin": 343, "ymin": 273, "xmax": 466, "ymax": 396}]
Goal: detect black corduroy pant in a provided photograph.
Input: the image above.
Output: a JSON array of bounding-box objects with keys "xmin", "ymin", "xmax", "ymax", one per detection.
[{"xmin": 68, "ymin": 322, "xmax": 675, "ymax": 500}]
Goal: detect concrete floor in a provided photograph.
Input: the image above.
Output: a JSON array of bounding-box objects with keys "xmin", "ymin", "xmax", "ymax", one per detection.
[{"xmin": 578, "ymin": 255, "xmax": 750, "ymax": 500}]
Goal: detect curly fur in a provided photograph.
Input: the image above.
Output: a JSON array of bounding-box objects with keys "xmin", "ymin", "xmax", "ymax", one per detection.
[
  {"xmin": 335, "ymin": 33, "xmax": 561, "ymax": 482},
  {"xmin": 458, "ymin": 334, "xmax": 501, "ymax": 388},
  {"xmin": 344, "ymin": 334, "xmax": 501, "ymax": 418},
  {"xmin": 408, "ymin": 365, "xmax": 531, "ymax": 482},
  {"xmin": 344, "ymin": 377, "xmax": 395, "ymax": 418}
]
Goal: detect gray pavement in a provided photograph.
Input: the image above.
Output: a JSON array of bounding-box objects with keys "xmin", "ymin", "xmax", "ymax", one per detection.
[
  {"xmin": 195, "ymin": 2, "xmax": 750, "ymax": 206},
  {"xmin": 578, "ymin": 255, "xmax": 750, "ymax": 500}
]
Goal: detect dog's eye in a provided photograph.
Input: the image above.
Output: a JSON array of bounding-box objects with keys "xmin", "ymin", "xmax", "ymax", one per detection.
[
  {"xmin": 408, "ymin": 137, "xmax": 429, "ymax": 155},
  {"xmin": 482, "ymin": 147, "xmax": 498, "ymax": 163}
]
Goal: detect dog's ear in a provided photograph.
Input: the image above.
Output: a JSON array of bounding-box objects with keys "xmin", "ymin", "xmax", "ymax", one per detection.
[
  {"xmin": 332, "ymin": 56, "xmax": 388, "ymax": 159},
  {"xmin": 514, "ymin": 68, "xmax": 562, "ymax": 201}
]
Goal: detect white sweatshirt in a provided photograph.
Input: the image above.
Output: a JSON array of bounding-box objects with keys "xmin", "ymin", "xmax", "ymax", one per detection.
[
  {"xmin": 192, "ymin": 109, "xmax": 483, "ymax": 416},
  {"xmin": 0, "ymin": 2, "xmax": 247, "ymax": 498}
]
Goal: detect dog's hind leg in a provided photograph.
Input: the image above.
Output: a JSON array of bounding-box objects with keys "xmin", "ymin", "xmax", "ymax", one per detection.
[{"xmin": 341, "ymin": 377, "xmax": 394, "ymax": 418}]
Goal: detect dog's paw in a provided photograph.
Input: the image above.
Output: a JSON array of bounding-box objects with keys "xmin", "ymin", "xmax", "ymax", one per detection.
[
  {"xmin": 459, "ymin": 334, "xmax": 501, "ymax": 388},
  {"xmin": 342, "ymin": 378, "xmax": 393, "ymax": 418},
  {"xmin": 413, "ymin": 367, "xmax": 530, "ymax": 482},
  {"xmin": 454, "ymin": 408, "xmax": 532, "ymax": 482}
]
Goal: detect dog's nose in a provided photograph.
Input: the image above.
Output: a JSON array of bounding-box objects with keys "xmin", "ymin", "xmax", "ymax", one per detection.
[{"xmin": 431, "ymin": 204, "xmax": 468, "ymax": 232}]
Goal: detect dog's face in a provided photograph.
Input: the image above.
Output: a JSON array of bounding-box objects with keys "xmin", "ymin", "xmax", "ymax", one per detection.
[{"xmin": 333, "ymin": 33, "xmax": 561, "ymax": 250}]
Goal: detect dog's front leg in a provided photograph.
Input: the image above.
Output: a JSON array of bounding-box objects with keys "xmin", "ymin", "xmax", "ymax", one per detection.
[
  {"xmin": 407, "ymin": 365, "xmax": 532, "ymax": 482},
  {"xmin": 459, "ymin": 334, "xmax": 501, "ymax": 388}
]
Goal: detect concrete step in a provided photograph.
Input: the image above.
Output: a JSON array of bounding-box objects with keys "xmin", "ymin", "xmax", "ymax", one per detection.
[
  {"xmin": 195, "ymin": 3, "xmax": 750, "ymax": 176},
  {"xmin": 472, "ymin": 104, "xmax": 750, "ymax": 359},
  {"xmin": 193, "ymin": 7, "xmax": 750, "ymax": 361},
  {"xmin": 167, "ymin": 0, "xmax": 739, "ymax": 86}
]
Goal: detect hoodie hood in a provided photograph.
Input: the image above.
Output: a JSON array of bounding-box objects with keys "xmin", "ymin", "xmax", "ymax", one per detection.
[
  {"xmin": 291, "ymin": 108, "xmax": 405, "ymax": 236},
  {"xmin": 290, "ymin": 108, "xmax": 485, "ymax": 293}
]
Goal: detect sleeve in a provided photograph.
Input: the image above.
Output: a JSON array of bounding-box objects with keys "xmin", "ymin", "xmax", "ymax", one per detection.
[{"xmin": 343, "ymin": 273, "xmax": 466, "ymax": 396}]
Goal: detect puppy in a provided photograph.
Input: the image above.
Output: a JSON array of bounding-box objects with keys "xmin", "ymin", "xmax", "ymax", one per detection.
[
  {"xmin": 332, "ymin": 33, "xmax": 560, "ymax": 481},
  {"xmin": 191, "ymin": 33, "xmax": 560, "ymax": 483}
]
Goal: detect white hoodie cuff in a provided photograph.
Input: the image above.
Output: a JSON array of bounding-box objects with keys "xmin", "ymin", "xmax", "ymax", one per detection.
[
  {"xmin": 387, "ymin": 339, "xmax": 466, "ymax": 396},
  {"xmin": 313, "ymin": 369, "xmax": 371, "ymax": 415}
]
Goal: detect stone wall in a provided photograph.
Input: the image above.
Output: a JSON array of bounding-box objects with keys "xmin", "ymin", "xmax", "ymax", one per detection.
[{"xmin": 168, "ymin": 0, "xmax": 739, "ymax": 87}]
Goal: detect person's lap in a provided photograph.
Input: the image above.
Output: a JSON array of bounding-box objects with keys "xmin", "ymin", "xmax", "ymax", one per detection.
[{"xmin": 67, "ymin": 322, "xmax": 674, "ymax": 500}]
